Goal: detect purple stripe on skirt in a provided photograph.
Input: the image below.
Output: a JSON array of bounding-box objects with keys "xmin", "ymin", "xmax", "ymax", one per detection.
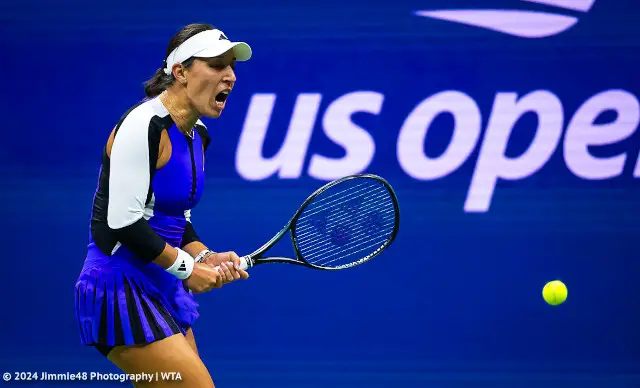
[
  {"xmin": 75, "ymin": 283, "xmax": 86, "ymax": 344},
  {"xmin": 105, "ymin": 276, "xmax": 116, "ymax": 345},
  {"xmin": 92, "ymin": 276, "xmax": 105, "ymax": 343},
  {"xmin": 83, "ymin": 276, "xmax": 94, "ymax": 338},
  {"xmin": 83, "ymin": 278, "xmax": 94, "ymax": 344},
  {"xmin": 127, "ymin": 277, "xmax": 156, "ymax": 343},
  {"xmin": 140, "ymin": 292, "xmax": 176, "ymax": 339},
  {"xmin": 115, "ymin": 274, "xmax": 134, "ymax": 345}
]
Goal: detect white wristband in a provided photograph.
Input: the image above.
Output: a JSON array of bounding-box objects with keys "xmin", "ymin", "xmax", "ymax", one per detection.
[{"xmin": 165, "ymin": 249, "xmax": 195, "ymax": 279}]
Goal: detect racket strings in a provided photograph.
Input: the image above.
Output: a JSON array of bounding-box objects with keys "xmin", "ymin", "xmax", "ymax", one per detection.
[
  {"xmin": 310, "ymin": 222, "xmax": 394, "ymax": 266},
  {"xmin": 297, "ymin": 207, "xmax": 394, "ymax": 251},
  {"xmin": 295, "ymin": 192, "xmax": 391, "ymax": 242},
  {"xmin": 301, "ymin": 220, "xmax": 393, "ymax": 268},
  {"xmin": 295, "ymin": 186, "xmax": 389, "ymax": 248},
  {"xmin": 296, "ymin": 186, "xmax": 390, "ymax": 243},
  {"xmin": 303, "ymin": 182, "xmax": 369, "ymax": 208},
  {"xmin": 296, "ymin": 183, "xmax": 372, "ymax": 220},
  {"xmin": 304, "ymin": 213, "xmax": 394, "ymax": 267},
  {"xmin": 315, "ymin": 238, "xmax": 391, "ymax": 268},
  {"xmin": 294, "ymin": 179, "xmax": 397, "ymax": 269}
]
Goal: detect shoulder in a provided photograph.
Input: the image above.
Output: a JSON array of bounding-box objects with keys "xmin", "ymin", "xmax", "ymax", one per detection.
[
  {"xmin": 195, "ymin": 119, "xmax": 211, "ymax": 151},
  {"xmin": 108, "ymin": 98, "xmax": 174, "ymax": 160},
  {"xmin": 115, "ymin": 98, "xmax": 173, "ymax": 137}
]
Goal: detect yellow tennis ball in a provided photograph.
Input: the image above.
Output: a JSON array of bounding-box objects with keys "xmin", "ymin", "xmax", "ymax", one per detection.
[{"xmin": 542, "ymin": 280, "xmax": 567, "ymax": 305}]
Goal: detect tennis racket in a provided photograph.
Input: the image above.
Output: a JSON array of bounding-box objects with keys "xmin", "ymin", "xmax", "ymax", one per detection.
[{"xmin": 236, "ymin": 174, "xmax": 400, "ymax": 271}]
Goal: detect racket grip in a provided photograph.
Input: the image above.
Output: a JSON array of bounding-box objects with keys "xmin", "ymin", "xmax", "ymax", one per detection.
[
  {"xmin": 239, "ymin": 255, "xmax": 250, "ymax": 270},
  {"xmin": 211, "ymin": 256, "xmax": 252, "ymax": 272}
]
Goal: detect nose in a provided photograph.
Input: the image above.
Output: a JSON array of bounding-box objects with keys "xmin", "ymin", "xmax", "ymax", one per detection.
[{"xmin": 222, "ymin": 65, "xmax": 236, "ymax": 84}]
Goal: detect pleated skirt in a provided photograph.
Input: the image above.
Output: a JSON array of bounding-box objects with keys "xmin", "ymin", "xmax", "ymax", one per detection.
[{"xmin": 74, "ymin": 245, "xmax": 199, "ymax": 348}]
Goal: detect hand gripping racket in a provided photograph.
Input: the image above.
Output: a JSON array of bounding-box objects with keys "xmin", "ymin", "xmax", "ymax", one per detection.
[{"xmin": 236, "ymin": 174, "xmax": 400, "ymax": 271}]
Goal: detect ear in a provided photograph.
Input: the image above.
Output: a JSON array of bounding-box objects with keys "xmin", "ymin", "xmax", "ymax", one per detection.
[{"xmin": 172, "ymin": 63, "xmax": 188, "ymax": 86}]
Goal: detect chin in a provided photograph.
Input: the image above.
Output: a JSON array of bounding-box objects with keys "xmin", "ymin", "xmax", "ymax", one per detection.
[{"xmin": 201, "ymin": 108, "xmax": 221, "ymax": 119}]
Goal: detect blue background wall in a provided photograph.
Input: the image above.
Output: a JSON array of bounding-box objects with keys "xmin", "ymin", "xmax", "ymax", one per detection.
[{"xmin": 1, "ymin": 0, "xmax": 638, "ymax": 386}]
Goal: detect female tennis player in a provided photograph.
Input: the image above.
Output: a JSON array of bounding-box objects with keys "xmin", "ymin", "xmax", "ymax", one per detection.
[{"xmin": 74, "ymin": 23, "xmax": 252, "ymax": 387}]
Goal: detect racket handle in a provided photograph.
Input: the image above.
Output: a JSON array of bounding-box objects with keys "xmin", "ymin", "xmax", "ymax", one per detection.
[
  {"xmin": 239, "ymin": 255, "xmax": 250, "ymax": 270},
  {"xmin": 211, "ymin": 256, "xmax": 252, "ymax": 272}
]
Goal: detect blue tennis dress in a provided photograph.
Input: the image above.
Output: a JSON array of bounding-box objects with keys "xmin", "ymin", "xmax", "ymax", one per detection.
[{"xmin": 74, "ymin": 97, "xmax": 209, "ymax": 349}]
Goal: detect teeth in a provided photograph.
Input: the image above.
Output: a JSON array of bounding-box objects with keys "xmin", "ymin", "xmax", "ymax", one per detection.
[{"xmin": 215, "ymin": 90, "xmax": 230, "ymax": 106}]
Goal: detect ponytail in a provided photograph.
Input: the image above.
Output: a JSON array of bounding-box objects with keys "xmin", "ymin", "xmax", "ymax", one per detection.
[{"xmin": 143, "ymin": 67, "xmax": 174, "ymax": 98}]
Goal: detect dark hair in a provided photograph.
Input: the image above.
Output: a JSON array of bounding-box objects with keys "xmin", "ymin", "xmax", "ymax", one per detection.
[{"xmin": 143, "ymin": 23, "xmax": 215, "ymax": 98}]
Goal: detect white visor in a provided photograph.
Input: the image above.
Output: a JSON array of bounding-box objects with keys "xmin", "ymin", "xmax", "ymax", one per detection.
[{"xmin": 163, "ymin": 29, "xmax": 252, "ymax": 75}]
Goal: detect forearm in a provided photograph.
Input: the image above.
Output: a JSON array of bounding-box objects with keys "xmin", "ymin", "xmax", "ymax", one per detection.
[{"xmin": 152, "ymin": 243, "xmax": 181, "ymax": 269}]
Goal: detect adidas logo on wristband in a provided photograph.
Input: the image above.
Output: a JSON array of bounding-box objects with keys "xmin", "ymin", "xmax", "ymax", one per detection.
[{"xmin": 166, "ymin": 249, "xmax": 195, "ymax": 279}]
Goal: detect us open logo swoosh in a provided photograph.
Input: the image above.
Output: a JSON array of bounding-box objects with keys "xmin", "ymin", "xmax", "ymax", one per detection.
[{"xmin": 414, "ymin": 0, "xmax": 596, "ymax": 38}]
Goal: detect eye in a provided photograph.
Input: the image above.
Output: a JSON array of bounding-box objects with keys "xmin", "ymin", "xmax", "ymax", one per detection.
[{"xmin": 209, "ymin": 62, "xmax": 236, "ymax": 71}]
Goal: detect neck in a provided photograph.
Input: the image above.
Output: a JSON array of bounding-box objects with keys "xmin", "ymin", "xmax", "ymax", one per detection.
[{"xmin": 160, "ymin": 89, "xmax": 199, "ymax": 135}]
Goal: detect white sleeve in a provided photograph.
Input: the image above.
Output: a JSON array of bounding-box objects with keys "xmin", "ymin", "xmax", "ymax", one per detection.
[{"xmin": 107, "ymin": 112, "xmax": 151, "ymax": 229}]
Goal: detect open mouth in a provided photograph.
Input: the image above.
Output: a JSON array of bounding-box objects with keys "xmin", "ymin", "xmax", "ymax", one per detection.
[{"xmin": 214, "ymin": 90, "xmax": 230, "ymax": 109}]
